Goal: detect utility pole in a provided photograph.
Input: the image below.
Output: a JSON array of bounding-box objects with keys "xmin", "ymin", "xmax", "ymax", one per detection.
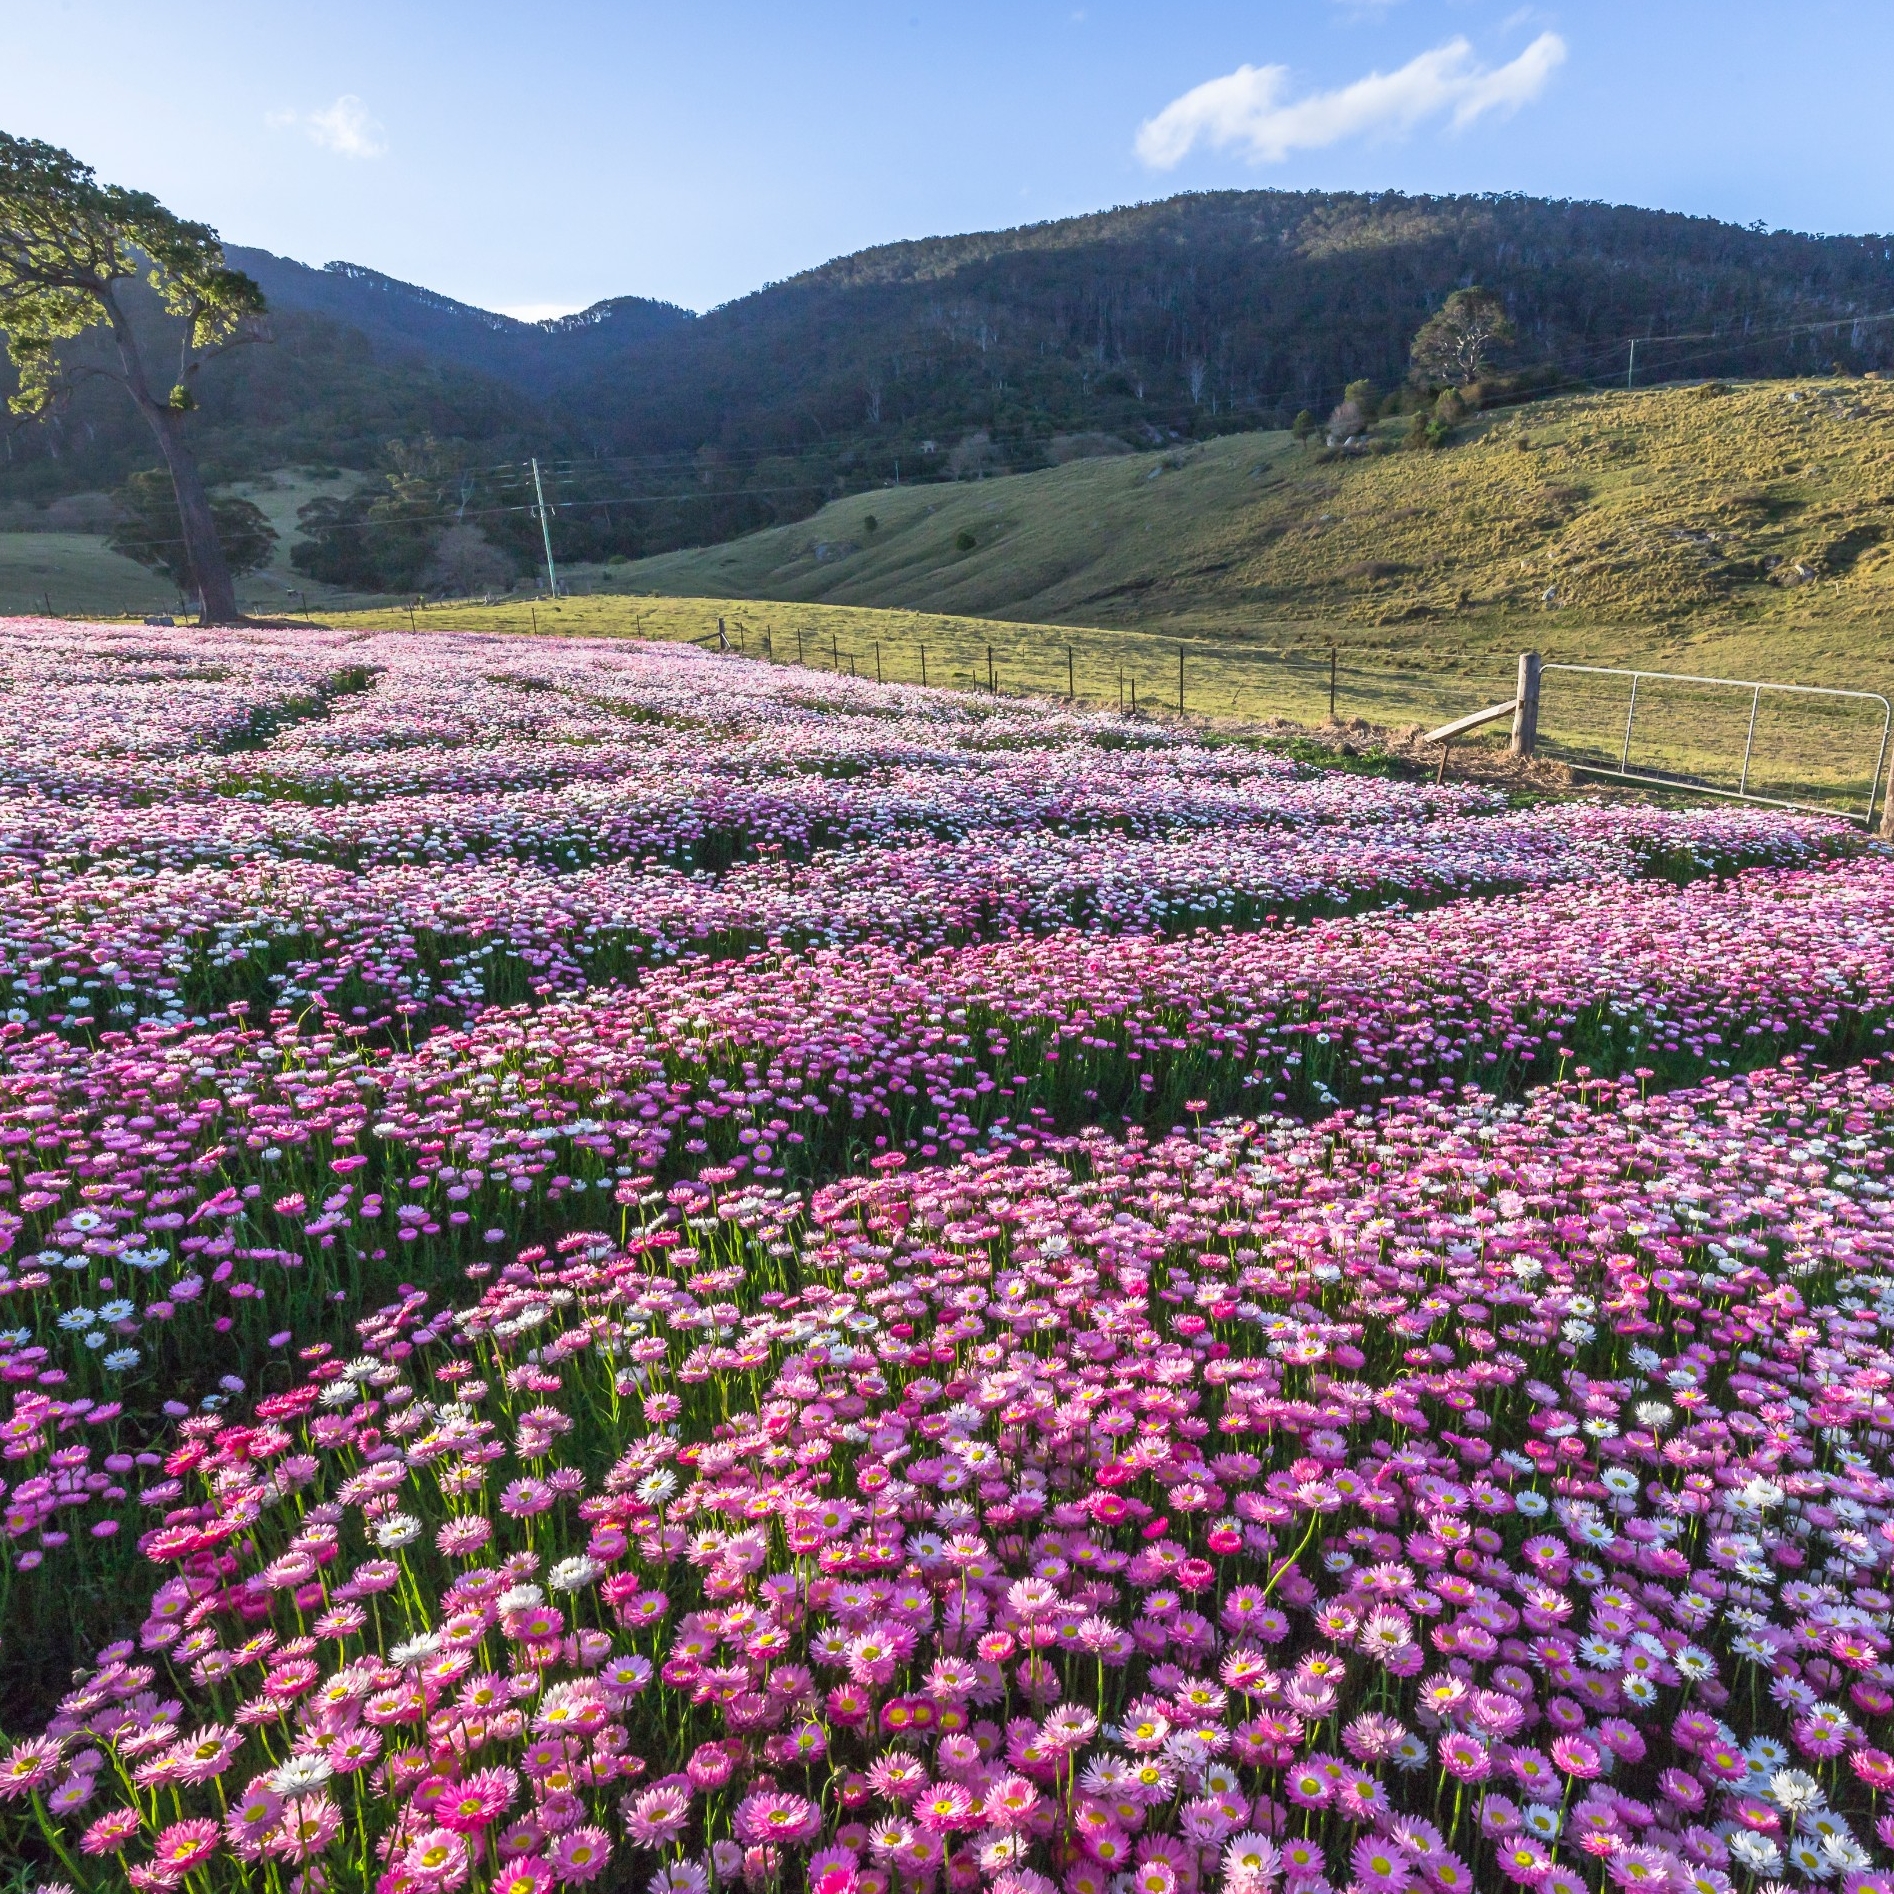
[
  {"xmin": 987, "ymin": 644, "xmax": 996, "ymax": 692},
  {"xmin": 531, "ymin": 458, "xmax": 559, "ymax": 597},
  {"xmin": 1066, "ymin": 645, "xmax": 1075, "ymax": 702},
  {"xmin": 1177, "ymin": 644, "xmax": 1185, "ymax": 717},
  {"xmin": 1329, "ymin": 646, "xmax": 1337, "ymax": 720},
  {"xmin": 1627, "ymin": 339, "xmax": 1637, "ymax": 390},
  {"xmin": 920, "ymin": 644, "xmax": 928, "ymax": 687}
]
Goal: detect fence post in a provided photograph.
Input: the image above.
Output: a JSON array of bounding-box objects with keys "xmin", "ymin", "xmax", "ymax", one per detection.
[
  {"xmin": 1511, "ymin": 651, "xmax": 1542, "ymax": 757},
  {"xmin": 1178, "ymin": 645, "xmax": 1185, "ymax": 717},
  {"xmin": 1881, "ymin": 749, "xmax": 1894, "ymax": 839}
]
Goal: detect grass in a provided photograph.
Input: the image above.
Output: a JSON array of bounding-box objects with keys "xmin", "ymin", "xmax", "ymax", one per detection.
[{"xmin": 0, "ymin": 531, "xmax": 177, "ymax": 617}]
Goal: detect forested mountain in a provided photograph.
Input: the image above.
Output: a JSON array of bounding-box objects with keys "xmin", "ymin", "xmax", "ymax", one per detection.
[
  {"xmin": 6, "ymin": 189, "xmax": 1894, "ymax": 585},
  {"xmin": 224, "ymin": 249, "xmax": 692, "ymax": 394},
  {"xmin": 553, "ymin": 192, "xmax": 1894, "ymax": 455}
]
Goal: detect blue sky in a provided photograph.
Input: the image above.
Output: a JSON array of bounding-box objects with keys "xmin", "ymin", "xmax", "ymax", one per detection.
[{"xmin": 5, "ymin": 1, "xmax": 1891, "ymax": 318}]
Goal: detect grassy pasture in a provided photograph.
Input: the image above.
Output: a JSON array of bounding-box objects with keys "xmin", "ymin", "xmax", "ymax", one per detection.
[{"xmin": 0, "ymin": 530, "xmax": 177, "ymax": 617}]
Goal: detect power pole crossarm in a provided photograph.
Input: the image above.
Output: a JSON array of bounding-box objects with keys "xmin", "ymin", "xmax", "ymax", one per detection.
[{"xmin": 531, "ymin": 458, "xmax": 559, "ymax": 598}]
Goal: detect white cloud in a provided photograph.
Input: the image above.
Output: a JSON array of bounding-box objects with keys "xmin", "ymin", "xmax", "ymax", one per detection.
[
  {"xmin": 1134, "ymin": 32, "xmax": 1566, "ymax": 169},
  {"xmin": 269, "ymin": 94, "xmax": 387, "ymax": 160}
]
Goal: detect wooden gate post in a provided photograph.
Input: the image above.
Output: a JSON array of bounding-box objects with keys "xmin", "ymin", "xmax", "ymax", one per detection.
[{"xmin": 1511, "ymin": 651, "xmax": 1542, "ymax": 757}]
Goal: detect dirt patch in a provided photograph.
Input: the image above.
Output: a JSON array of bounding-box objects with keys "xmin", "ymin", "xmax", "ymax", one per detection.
[{"xmin": 1227, "ymin": 711, "xmax": 1584, "ymax": 791}]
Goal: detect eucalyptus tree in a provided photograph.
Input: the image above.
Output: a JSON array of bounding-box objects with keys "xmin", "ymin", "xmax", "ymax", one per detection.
[{"xmin": 0, "ymin": 132, "xmax": 267, "ymax": 623}]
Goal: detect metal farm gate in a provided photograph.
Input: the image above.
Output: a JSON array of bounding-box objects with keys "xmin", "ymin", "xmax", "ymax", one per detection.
[{"xmin": 1425, "ymin": 654, "xmax": 1893, "ymax": 830}]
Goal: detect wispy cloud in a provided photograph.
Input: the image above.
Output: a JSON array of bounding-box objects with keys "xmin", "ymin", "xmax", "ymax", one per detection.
[
  {"xmin": 1135, "ymin": 33, "xmax": 1566, "ymax": 169},
  {"xmin": 268, "ymin": 94, "xmax": 388, "ymax": 160}
]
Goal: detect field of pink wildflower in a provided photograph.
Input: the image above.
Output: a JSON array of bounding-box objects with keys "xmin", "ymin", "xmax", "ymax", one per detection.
[{"xmin": 3, "ymin": 617, "xmax": 1894, "ymax": 1894}]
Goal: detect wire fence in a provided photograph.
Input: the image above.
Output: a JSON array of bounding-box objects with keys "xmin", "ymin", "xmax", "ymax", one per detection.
[
  {"xmin": 601, "ymin": 605, "xmax": 1526, "ymax": 739},
  {"xmin": 699, "ymin": 615, "xmax": 1894, "ymax": 824}
]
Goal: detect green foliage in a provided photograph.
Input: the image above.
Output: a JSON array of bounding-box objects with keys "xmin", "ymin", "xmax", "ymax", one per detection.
[
  {"xmin": 954, "ymin": 529, "xmax": 977, "ymax": 551},
  {"xmin": 0, "ymin": 131, "xmax": 273, "ymax": 618},
  {"xmin": 1343, "ymin": 378, "xmax": 1378, "ymax": 411},
  {"xmin": 292, "ymin": 438, "xmax": 634, "ymax": 593},
  {"xmin": 1410, "ymin": 287, "xmax": 1516, "ymax": 389},
  {"xmin": 0, "ymin": 132, "xmax": 264, "ymax": 417},
  {"xmin": 107, "ymin": 468, "xmax": 276, "ymax": 584},
  {"xmin": 1291, "ymin": 409, "xmax": 1317, "ymax": 440},
  {"xmin": 293, "ymin": 475, "xmax": 442, "ymax": 592}
]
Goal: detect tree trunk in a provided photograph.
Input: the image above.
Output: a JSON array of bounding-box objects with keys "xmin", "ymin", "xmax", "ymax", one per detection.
[
  {"xmin": 97, "ymin": 284, "xmax": 244, "ymax": 626},
  {"xmin": 143, "ymin": 406, "xmax": 241, "ymax": 626}
]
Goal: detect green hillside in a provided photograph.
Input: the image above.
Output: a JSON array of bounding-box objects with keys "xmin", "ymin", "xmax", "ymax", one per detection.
[
  {"xmin": 0, "ymin": 531, "xmax": 174, "ymax": 617},
  {"xmin": 614, "ymin": 378, "xmax": 1894, "ymax": 692}
]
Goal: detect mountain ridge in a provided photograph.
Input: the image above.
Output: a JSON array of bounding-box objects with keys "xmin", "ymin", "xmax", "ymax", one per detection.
[{"xmin": 222, "ymin": 247, "xmax": 693, "ymax": 395}]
